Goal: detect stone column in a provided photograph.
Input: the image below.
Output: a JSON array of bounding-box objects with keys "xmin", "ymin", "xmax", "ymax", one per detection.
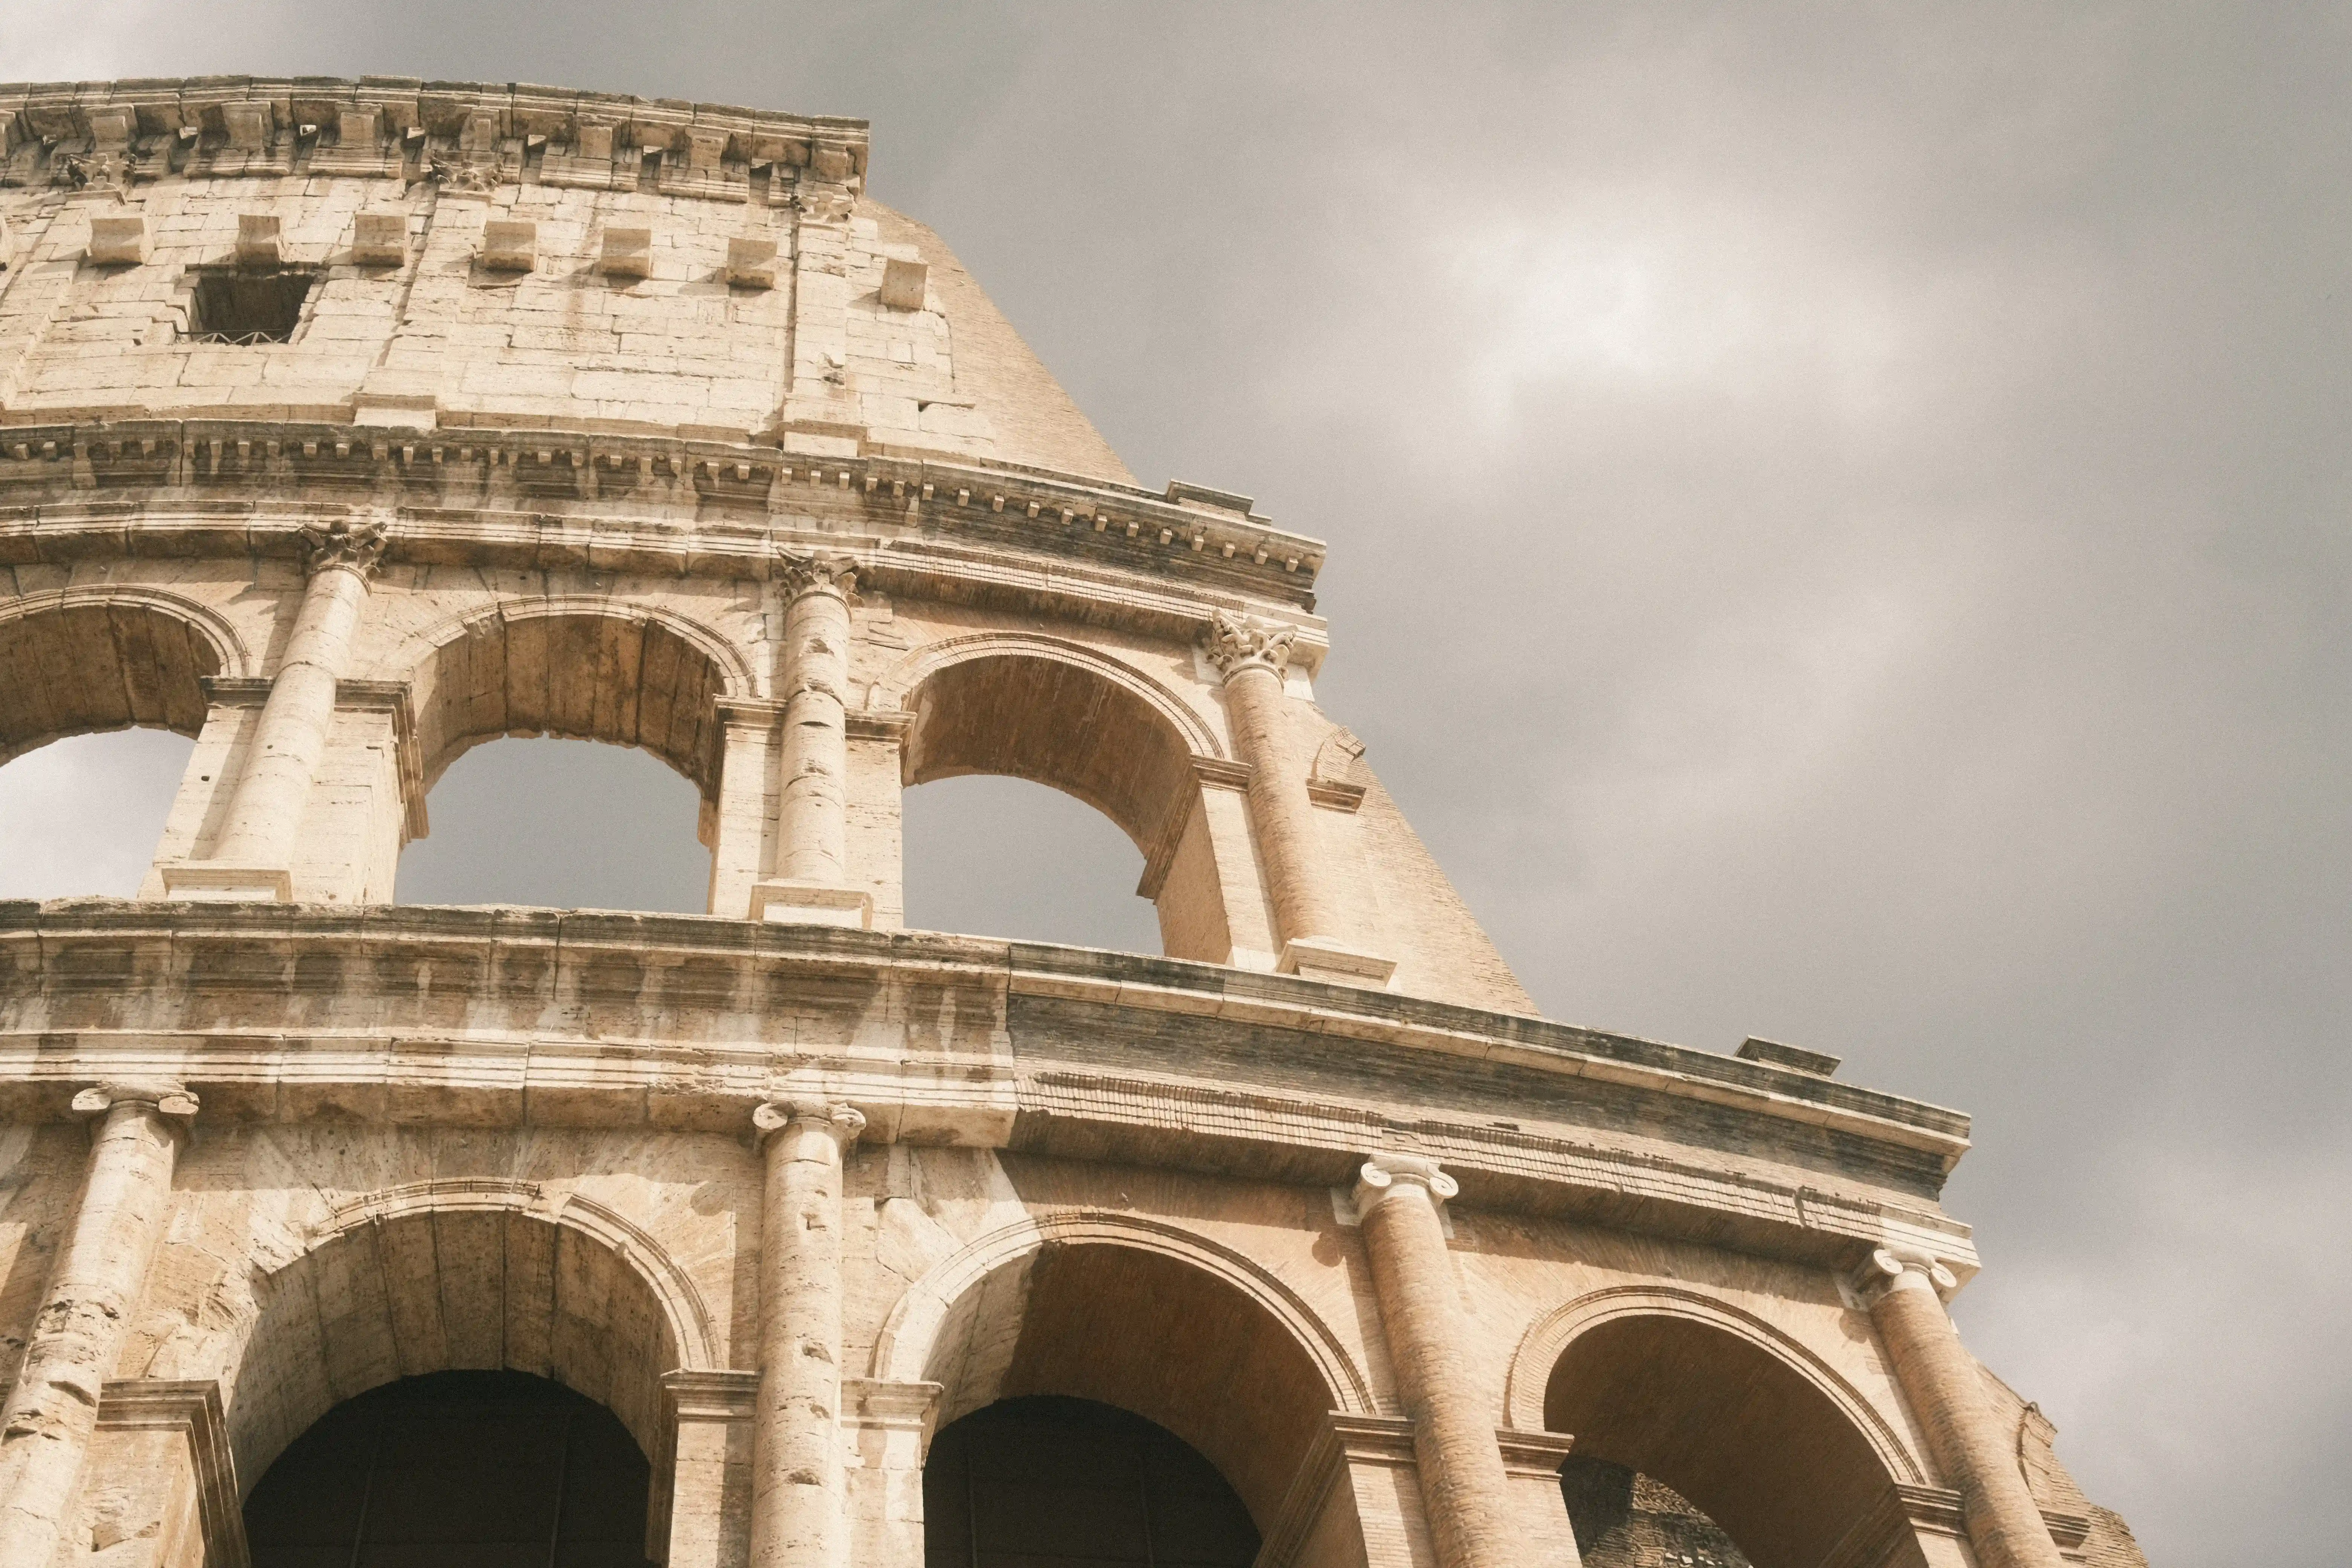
[
  {"xmin": 749, "ymin": 556, "xmax": 871, "ymax": 927},
  {"xmin": 0, "ymin": 1084, "xmax": 197, "ymax": 1567},
  {"xmin": 749, "ymin": 1100, "xmax": 865, "ymax": 1568},
  {"xmin": 1352, "ymin": 1154, "xmax": 1516, "ymax": 1568},
  {"xmin": 1204, "ymin": 612, "xmax": 1393, "ymax": 985},
  {"xmin": 1856, "ymin": 1248, "xmax": 2066, "ymax": 1568},
  {"xmin": 164, "ymin": 517, "xmax": 385, "ymax": 901}
]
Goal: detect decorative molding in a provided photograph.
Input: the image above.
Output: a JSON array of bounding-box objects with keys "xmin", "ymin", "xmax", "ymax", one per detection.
[
  {"xmin": 1351, "ymin": 1151, "xmax": 1457, "ymax": 1222},
  {"xmin": 1818, "ymin": 1483, "xmax": 1968, "ymax": 1568},
  {"xmin": 1203, "ymin": 608, "xmax": 1298, "ymax": 681},
  {"xmin": 880, "ymin": 631, "xmax": 1224, "ymax": 761},
  {"xmin": 1305, "ymin": 779, "xmax": 1367, "ymax": 812},
  {"xmin": 1851, "ymin": 1245, "xmax": 1961, "ymax": 1307},
  {"xmin": 661, "ymin": 1367, "xmax": 760, "ymax": 1424},
  {"xmin": 71, "ymin": 1081, "xmax": 198, "ymax": 1130},
  {"xmin": 1494, "ymin": 1426, "xmax": 1576, "ymax": 1480},
  {"xmin": 96, "ymin": 1378, "xmax": 250, "ymax": 1568},
  {"xmin": 845, "ymin": 708, "xmax": 911, "ymax": 743}
]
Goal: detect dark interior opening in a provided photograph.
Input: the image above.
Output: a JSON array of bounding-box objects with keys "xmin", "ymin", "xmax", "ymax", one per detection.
[
  {"xmin": 924, "ymin": 1395, "xmax": 1260, "ymax": 1568},
  {"xmin": 1563, "ymin": 1456, "xmax": 1751, "ymax": 1568},
  {"xmin": 243, "ymin": 1369, "xmax": 654, "ymax": 1568},
  {"xmin": 187, "ymin": 265, "xmax": 315, "ymax": 343}
]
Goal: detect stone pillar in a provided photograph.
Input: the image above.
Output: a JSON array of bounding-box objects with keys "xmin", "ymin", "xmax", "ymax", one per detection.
[
  {"xmin": 1351, "ymin": 1154, "xmax": 1515, "ymax": 1568},
  {"xmin": 1857, "ymin": 1248, "xmax": 2066, "ymax": 1568},
  {"xmin": 162, "ymin": 518, "xmax": 385, "ymax": 902},
  {"xmin": 1204, "ymin": 612, "xmax": 1393, "ymax": 986},
  {"xmin": 749, "ymin": 556, "xmax": 872, "ymax": 928},
  {"xmin": 0, "ymin": 1083, "xmax": 196, "ymax": 1567},
  {"xmin": 749, "ymin": 1100, "xmax": 865, "ymax": 1568}
]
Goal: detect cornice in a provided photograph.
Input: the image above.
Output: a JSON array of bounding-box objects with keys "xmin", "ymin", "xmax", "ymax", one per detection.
[
  {"xmin": 0, "ymin": 902, "xmax": 1976, "ymax": 1277},
  {"xmin": 1, "ymin": 77, "xmax": 867, "ymax": 203},
  {"xmin": 0, "ymin": 419, "xmax": 1327, "ymax": 625}
]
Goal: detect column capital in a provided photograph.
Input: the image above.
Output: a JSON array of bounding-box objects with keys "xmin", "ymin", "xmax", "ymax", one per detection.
[
  {"xmin": 779, "ymin": 550, "xmax": 859, "ymax": 603},
  {"xmin": 1203, "ymin": 609, "xmax": 1297, "ymax": 682},
  {"xmin": 752, "ymin": 1099, "xmax": 866, "ymax": 1150},
  {"xmin": 1354, "ymin": 1151, "xmax": 1458, "ymax": 1216},
  {"xmin": 297, "ymin": 516, "xmax": 389, "ymax": 580},
  {"xmin": 1852, "ymin": 1245, "xmax": 1960, "ymax": 1306},
  {"xmin": 70, "ymin": 1081, "xmax": 198, "ymax": 1133}
]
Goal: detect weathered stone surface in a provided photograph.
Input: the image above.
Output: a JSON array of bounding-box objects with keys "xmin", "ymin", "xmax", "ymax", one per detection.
[{"xmin": 0, "ymin": 74, "xmax": 2142, "ymax": 1568}]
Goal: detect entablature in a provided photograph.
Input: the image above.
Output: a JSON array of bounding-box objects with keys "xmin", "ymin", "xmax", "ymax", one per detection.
[
  {"xmin": 0, "ymin": 418, "xmax": 1327, "ymax": 636},
  {"xmin": 0, "ymin": 902, "xmax": 1977, "ymax": 1280}
]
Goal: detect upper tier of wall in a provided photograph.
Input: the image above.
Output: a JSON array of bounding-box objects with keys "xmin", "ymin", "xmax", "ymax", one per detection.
[{"xmin": 0, "ymin": 77, "xmax": 1135, "ymax": 487}]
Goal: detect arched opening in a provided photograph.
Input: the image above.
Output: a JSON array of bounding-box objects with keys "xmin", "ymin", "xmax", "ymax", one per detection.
[
  {"xmin": 900, "ymin": 648, "xmax": 1241, "ymax": 961},
  {"xmin": 396, "ymin": 608, "xmax": 733, "ymax": 911},
  {"xmin": 228, "ymin": 1202, "xmax": 690, "ymax": 1544},
  {"xmin": 914, "ymin": 1240, "xmax": 1341, "ymax": 1537},
  {"xmin": 902, "ymin": 775, "xmax": 1160, "ymax": 951},
  {"xmin": 924, "ymin": 1395, "xmax": 1259, "ymax": 1567},
  {"xmin": 0, "ymin": 596, "xmax": 230, "ymax": 897},
  {"xmin": 396, "ymin": 738, "xmax": 710, "ymax": 911},
  {"xmin": 244, "ymin": 1370, "xmax": 653, "ymax": 1567},
  {"xmin": 1543, "ymin": 1313, "xmax": 1903, "ymax": 1568}
]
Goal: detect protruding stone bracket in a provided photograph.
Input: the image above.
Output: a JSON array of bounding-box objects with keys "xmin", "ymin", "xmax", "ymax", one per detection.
[
  {"xmin": 747, "ymin": 879, "xmax": 874, "ymax": 928},
  {"xmin": 1279, "ymin": 937, "xmax": 1399, "ymax": 989}
]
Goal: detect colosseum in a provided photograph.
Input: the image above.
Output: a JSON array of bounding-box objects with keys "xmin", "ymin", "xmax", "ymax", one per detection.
[{"xmin": 0, "ymin": 76, "xmax": 2144, "ymax": 1568}]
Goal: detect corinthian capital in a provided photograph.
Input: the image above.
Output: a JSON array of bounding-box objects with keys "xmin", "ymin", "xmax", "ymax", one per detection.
[
  {"xmin": 779, "ymin": 551, "xmax": 858, "ymax": 602},
  {"xmin": 1203, "ymin": 609, "xmax": 1297, "ymax": 681},
  {"xmin": 298, "ymin": 516, "xmax": 390, "ymax": 578}
]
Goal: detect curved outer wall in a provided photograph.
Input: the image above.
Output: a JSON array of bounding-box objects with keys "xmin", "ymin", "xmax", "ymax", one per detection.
[{"xmin": 0, "ymin": 77, "xmax": 2141, "ymax": 1568}]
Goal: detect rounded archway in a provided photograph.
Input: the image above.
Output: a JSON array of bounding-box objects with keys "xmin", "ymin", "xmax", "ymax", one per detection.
[
  {"xmin": 925, "ymin": 1395, "xmax": 1259, "ymax": 1566},
  {"xmin": 0, "ymin": 591, "xmax": 238, "ymax": 764},
  {"xmin": 1539, "ymin": 1308, "xmax": 1909, "ymax": 1568},
  {"xmin": 243, "ymin": 1370, "xmax": 654, "ymax": 1567},
  {"xmin": 899, "ymin": 642, "xmax": 1210, "ymax": 856},
  {"xmin": 227, "ymin": 1191, "xmax": 710, "ymax": 1517},
  {"xmin": 884, "ymin": 1220, "xmax": 1363, "ymax": 1534},
  {"xmin": 398, "ymin": 602, "xmax": 745, "ymax": 802}
]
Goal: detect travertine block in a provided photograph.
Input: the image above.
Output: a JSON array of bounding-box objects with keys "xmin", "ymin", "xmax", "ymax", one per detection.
[
  {"xmin": 235, "ymin": 212, "xmax": 282, "ymax": 264},
  {"xmin": 727, "ymin": 234, "xmax": 778, "ymax": 288}
]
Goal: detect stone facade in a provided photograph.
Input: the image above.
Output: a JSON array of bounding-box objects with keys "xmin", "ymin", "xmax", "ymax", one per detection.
[{"xmin": 0, "ymin": 76, "xmax": 2143, "ymax": 1568}]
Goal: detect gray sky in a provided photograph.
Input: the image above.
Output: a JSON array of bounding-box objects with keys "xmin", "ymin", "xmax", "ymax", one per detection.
[{"xmin": 5, "ymin": 5, "xmax": 2347, "ymax": 1560}]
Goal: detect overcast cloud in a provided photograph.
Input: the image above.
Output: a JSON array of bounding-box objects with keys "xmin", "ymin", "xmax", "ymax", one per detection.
[{"xmin": 4, "ymin": 5, "xmax": 2347, "ymax": 1560}]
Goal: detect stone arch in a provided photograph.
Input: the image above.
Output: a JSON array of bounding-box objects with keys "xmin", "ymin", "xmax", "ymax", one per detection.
[
  {"xmin": 882, "ymin": 633, "xmax": 1220, "ymax": 855},
  {"xmin": 0, "ymin": 587, "xmax": 250, "ymax": 766},
  {"xmin": 224, "ymin": 1178, "xmax": 716, "ymax": 1504},
  {"xmin": 1508, "ymin": 1285, "xmax": 1923, "ymax": 1568},
  {"xmin": 874, "ymin": 1211, "xmax": 1372, "ymax": 1530},
  {"xmin": 387, "ymin": 597, "xmax": 755, "ymax": 799}
]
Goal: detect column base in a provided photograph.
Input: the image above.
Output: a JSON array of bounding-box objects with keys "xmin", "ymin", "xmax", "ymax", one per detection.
[
  {"xmin": 748, "ymin": 880, "xmax": 874, "ymax": 929},
  {"xmin": 1278, "ymin": 937, "xmax": 1397, "ymax": 989},
  {"xmin": 157, "ymin": 862, "xmax": 294, "ymax": 903}
]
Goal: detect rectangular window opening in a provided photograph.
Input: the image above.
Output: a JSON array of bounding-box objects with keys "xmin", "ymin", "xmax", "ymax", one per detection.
[{"xmin": 185, "ymin": 265, "xmax": 317, "ymax": 344}]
